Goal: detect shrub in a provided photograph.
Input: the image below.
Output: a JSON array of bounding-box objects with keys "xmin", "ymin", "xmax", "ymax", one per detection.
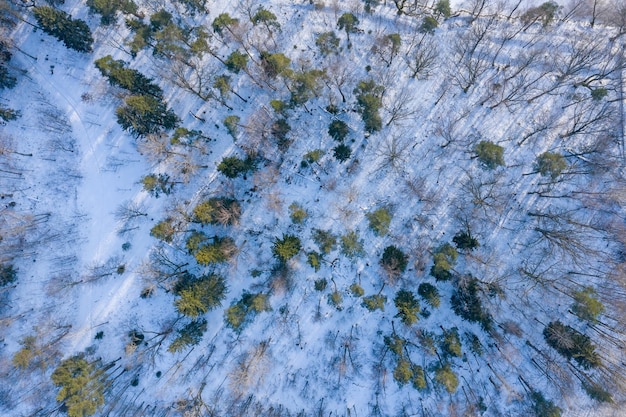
[
  {"xmin": 474, "ymin": 141, "xmax": 505, "ymax": 169},
  {"xmin": 288, "ymin": 202, "xmax": 308, "ymax": 224},
  {"xmin": 0, "ymin": 264, "xmax": 17, "ymax": 287},
  {"xmin": 582, "ymin": 382, "xmax": 613, "ymax": 403},
  {"xmin": 174, "ymin": 274, "xmax": 227, "ymax": 317},
  {"xmin": 521, "ymin": 1, "xmax": 560, "ymax": 27},
  {"xmin": 302, "ymin": 149, "xmax": 325, "ymax": 167},
  {"xmin": 452, "ymin": 230, "xmax": 479, "ymax": 251},
  {"xmin": 591, "ymin": 88, "xmax": 608, "ymax": 101},
  {"xmin": 217, "ymin": 156, "xmax": 256, "ymax": 178},
  {"xmin": 434, "ymin": 364, "xmax": 458, "ymax": 393},
  {"xmin": 271, "ymin": 118, "xmax": 291, "ymax": 148},
  {"xmin": 535, "ymin": 152, "xmax": 567, "ymax": 179},
  {"xmin": 313, "ymin": 229, "xmax": 337, "ymax": 254},
  {"xmin": 543, "ymin": 321, "xmax": 601, "ymax": 369},
  {"xmin": 362, "ymin": 294, "xmax": 386, "ymax": 311},
  {"xmin": 290, "ymin": 69, "xmax": 325, "ymax": 106},
  {"xmin": 328, "ymin": 120, "xmax": 349, "ymax": 141},
  {"xmin": 384, "ymin": 333, "xmax": 405, "ymax": 356},
  {"xmin": 307, "ymin": 251, "xmax": 322, "ymax": 272},
  {"xmin": 354, "ymin": 80, "xmax": 384, "ymax": 133},
  {"xmin": 380, "ymin": 245, "xmax": 408, "ymax": 277},
  {"xmin": 224, "ymin": 115, "xmax": 240, "ymax": 139},
  {"xmin": 417, "ymin": 283, "xmax": 440, "ymax": 308},
  {"xmin": 340, "ymin": 230, "xmax": 364, "ymax": 258},
  {"xmin": 420, "ymin": 16, "xmax": 439, "ymax": 34},
  {"xmin": 367, "ymin": 207, "xmax": 392, "ymax": 236},
  {"xmin": 272, "ymin": 234, "xmax": 301, "ymax": 263},
  {"xmin": 192, "ymin": 197, "xmax": 241, "ymax": 226},
  {"xmin": 328, "ymin": 290, "xmax": 343, "ymax": 310},
  {"xmin": 394, "ymin": 290, "xmax": 420, "ymax": 325},
  {"xmin": 314, "ymin": 278, "xmax": 328, "ymax": 291},
  {"xmin": 33, "ymin": 7, "xmax": 93, "ymax": 52},
  {"xmin": 333, "ymin": 144, "xmax": 351, "ymax": 162}
]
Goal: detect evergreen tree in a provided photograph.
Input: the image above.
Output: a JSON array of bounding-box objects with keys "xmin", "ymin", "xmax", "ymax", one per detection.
[
  {"xmin": 51, "ymin": 356, "xmax": 107, "ymax": 417},
  {"xmin": 418, "ymin": 283, "xmax": 440, "ymax": 308},
  {"xmin": 272, "ymin": 234, "xmax": 301, "ymax": 263},
  {"xmin": 337, "ymin": 13, "xmax": 359, "ymax": 45},
  {"xmin": 474, "ymin": 141, "xmax": 505, "ymax": 169},
  {"xmin": 175, "ymin": 274, "xmax": 227, "ymax": 317},
  {"xmin": 168, "ymin": 318, "xmax": 207, "ymax": 353},
  {"xmin": 380, "ymin": 245, "xmax": 408, "ymax": 277},
  {"xmin": 116, "ymin": 95, "xmax": 178, "ymax": 136},
  {"xmin": 535, "ymin": 152, "xmax": 567, "ymax": 179},
  {"xmin": 394, "ymin": 289, "xmax": 420, "ymax": 325},
  {"xmin": 33, "ymin": 7, "xmax": 93, "ymax": 52},
  {"xmin": 95, "ymin": 55, "xmax": 162, "ymax": 98}
]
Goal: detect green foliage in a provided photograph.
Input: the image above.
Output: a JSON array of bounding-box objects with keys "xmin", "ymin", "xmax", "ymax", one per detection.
[
  {"xmin": 288, "ymin": 202, "xmax": 308, "ymax": 224},
  {"xmin": 96, "ymin": 56, "xmax": 163, "ymax": 97},
  {"xmin": 465, "ymin": 332, "xmax": 484, "ymax": 356},
  {"xmin": 217, "ymin": 155, "xmax": 256, "ymax": 178},
  {"xmin": 168, "ymin": 318, "xmax": 207, "ymax": 353},
  {"xmin": 175, "ymin": 274, "xmax": 227, "ymax": 317},
  {"xmin": 225, "ymin": 50, "xmax": 248, "ymax": 73},
  {"xmin": 535, "ymin": 152, "xmax": 567, "ymax": 179},
  {"xmin": 328, "ymin": 290, "xmax": 343, "ymax": 310},
  {"xmin": 224, "ymin": 115, "xmax": 240, "ymax": 139},
  {"xmin": 354, "ymin": 80, "xmax": 384, "ymax": 133},
  {"xmin": 441, "ymin": 328, "xmax": 462, "ymax": 357},
  {"xmin": 302, "ymin": 149, "xmax": 325, "ymax": 167},
  {"xmin": 367, "ymin": 207, "xmax": 392, "ymax": 236},
  {"xmin": 417, "ymin": 283, "xmax": 440, "ymax": 308},
  {"xmin": 125, "ymin": 18, "xmax": 152, "ymax": 56},
  {"xmin": 394, "ymin": 289, "xmax": 420, "ymax": 325},
  {"xmin": 272, "ymin": 234, "xmax": 302, "ymax": 263},
  {"xmin": 349, "ymin": 283, "xmax": 364, "ymax": 297},
  {"xmin": 314, "ymin": 278, "xmax": 328, "ymax": 291},
  {"xmin": 150, "ymin": 218, "xmax": 176, "ymax": 242},
  {"xmin": 212, "ymin": 13, "xmax": 238, "ymax": 35},
  {"xmin": 435, "ymin": 0, "xmax": 452, "ymax": 17},
  {"xmin": 260, "ymin": 51, "xmax": 291, "ymax": 78},
  {"xmin": 380, "ymin": 245, "xmax": 408, "ymax": 277},
  {"xmin": 313, "ymin": 229, "xmax": 337, "ymax": 254},
  {"xmin": 0, "ymin": 47, "xmax": 17, "ymax": 89},
  {"xmin": 452, "ymin": 229, "xmax": 479, "ymax": 251},
  {"xmin": 225, "ymin": 292, "xmax": 270, "ymax": 331},
  {"xmin": 340, "ymin": 230, "xmax": 364, "ymax": 259},
  {"xmin": 270, "ymin": 99, "xmax": 288, "ymax": 115},
  {"xmin": 51, "ymin": 356, "xmax": 106, "ymax": 417},
  {"xmin": 0, "ymin": 106, "xmax": 19, "ymax": 122},
  {"xmin": 193, "ymin": 236, "xmax": 236, "ymax": 265},
  {"xmin": 33, "ymin": 7, "xmax": 93, "ymax": 52},
  {"xmin": 307, "ymin": 251, "xmax": 322, "ymax": 271},
  {"xmin": 141, "ymin": 173, "xmax": 172, "ymax": 197},
  {"xmin": 213, "ymin": 75, "xmax": 231, "ymax": 102},
  {"xmin": 315, "ymin": 31, "xmax": 340, "ymax": 55},
  {"xmin": 333, "ymin": 144, "xmax": 351, "ymax": 162},
  {"xmin": 591, "ymin": 88, "xmax": 608, "ymax": 101},
  {"xmin": 116, "ymin": 95, "xmax": 178, "ymax": 136},
  {"xmin": 251, "ymin": 7, "xmax": 280, "ymax": 30},
  {"xmin": 328, "ymin": 120, "xmax": 349, "ymax": 141},
  {"xmin": 420, "ymin": 16, "xmax": 439, "ymax": 34},
  {"xmin": 12, "ymin": 336, "xmax": 38, "ymax": 370},
  {"xmin": 451, "ymin": 277, "xmax": 493, "ymax": 331},
  {"xmin": 543, "ymin": 321, "xmax": 601, "ymax": 369},
  {"xmin": 430, "ymin": 243, "xmax": 458, "ymax": 281},
  {"xmin": 411, "ymin": 364, "xmax": 427, "ymax": 390},
  {"xmin": 474, "ymin": 141, "xmax": 505, "ymax": 169},
  {"xmin": 393, "ymin": 358, "xmax": 412, "ymax": 385},
  {"xmin": 272, "ymin": 118, "xmax": 291, "ymax": 149},
  {"xmin": 384, "ymin": 334, "xmax": 405, "ymax": 356},
  {"xmin": 362, "ymin": 294, "xmax": 386, "ymax": 311},
  {"xmin": 530, "ymin": 391, "xmax": 562, "ymax": 417},
  {"xmin": 521, "ymin": 1, "xmax": 560, "ymax": 27},
  {"xmin": 337, "ymin": 13, "xmax": 360, "ymax": 44},
  {"xmin": 434, "ymin": 364, "xmax": 458, "ymax": 393},
  {"xmin": 290, "ymin": 69, "xmax": 324, "ymax": 106},
  {"xmin": 192, "ymin": 197, "xmax": 241, "ymax": 226},
  {"xmin": 0, "ymin": 264, "xmax": 17, "ymax": 287},
  {"xmin": 87, "ymin": 0, "xmax": 137, "ymax": 25},
  {"xmin": 582, "ymin": 382, "xmax": 613, "ymax": 403},
  {"xmin": 572, "ymin": 287, "xmax": 604, "ymax": 322}
]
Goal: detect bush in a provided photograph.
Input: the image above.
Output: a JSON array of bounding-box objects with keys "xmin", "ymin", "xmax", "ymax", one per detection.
[
  {"xmin": 367, "ymin": 207, "xmax": 392, "ymax": 236},
  {"xmin": 394, "ymin": 290, "xmax": 420, "ymax": 325},
  {"xmin": 349, "ymin": 283, "xmax": 364, "ymax": 297},
  {"xmin": 417, "ymin": 283, "xmax": 440, "ymax": 308},
  {"xmin": 313, "ymin": 229, "xmax": 337, "ymax": 254},
  {"xmin": 435, "ymin": 0, "xmax": 451, "ymax": 17},
  {"xmin": 543, "ymin": 321, "xmax": 601, "ymax": 369},
  {"xmin": 302, "ymin": 149, "xmax": 325, "ymax": 167},
  {"xmin": 271, "ymin": 118, "xmax": 291, "ymax": 149},
  {"xmin": 307, "ymin": 251, "xmax": 322, "ymax": 272},
  {"xmin": 288, "ymin": 202, "xmax": 308, "ymax": 224},
  {"xmin": 0, "ymin": 264, "xmax": 17, "ymax": 287},
  {"xmin": 434, "ymin": 364, "xmax": 458, "ymax": 393},
  {"xmin": 141, "ymin": 173, "xmax": 172, "ymax": 197},
  {"xmin": 260, "ymin": 51, "xmax": 292, "ymax": 78},
  {"xmin": 33, "ymin": 7, "xmax": 93, "ymax": 52},
  {"xmin": 582, "ymin": 382, "xmax": 613, "ymax": 403},
  {"xmin": 328, "ymin": 120, "xmax": 349, "ymax": 141},
  {"xmin": 354, "ymin": 80, "xmax": 384, "ymax": 133},
  {"xmin": 591, "ymin": 88, "xmax": 608, "ymax": 101},
  {"xmin": 521, "ymin": 1, "xmax": 560, "ymax": 27},
  {"xmin": 314, "ymin": 278, "xmax": 328, "ymax": 291},
  {"xmin": 380, "ymin": 245, "xmax": 408, "ymax": 277},
  {"xmin": 224, "ymin": 115, "xmax": 240, "ymax": 139},
  {"xmin": 290, "ymin": 69, "xmax": 325, "ymax": 106},
  {"xmin": 51, "ymin": 356, "xmax": 106, "ymax": 417},
  {"xmin": 384, "ymin": 333, "xmax": 405, "ymax": 356},
  {"xmin": 272, "ymin": 234, "xmax": 301, "ymax": 263},
  {"xmin": 174, "ymin": 274, "xmax": 227, "ymax": 317},
  {"xmin": 452, "ymin": 230, "xmax": 479, "ymax": 251},
  {"xmin": 362, "ymin": 294, "xmax": 386, "ymax": 311},
  {"xmin": 217, "ymin": 155, "xmax": 256, "ymax": 178},
  {"xmin": 333, "ymin": 144, "xmax": 351, "ymax": 162},
  {"xmin": 192, "ymin": 197, "xmax": 241, "ymax": 226},
  {"xmin": 411, "ymin": 364, "xmax": 427, "ymax": 390},
  {"xmin": 340, "ymin": 230, "xmax": 364, "ymax": 259},
  {"xmin": 474, "ymin": 141, "xmax": 505, "ymax": 169},
  {"xmin": 420, "ymin": 16, "xmax": 439, "ymax": 34},
  {"xmin": 535, "ymin": 152, "xmax": 566, "ymax": 179},
  {"xmin": 328, "ymin": 290, "xmax": 343, "ymax": 310}
]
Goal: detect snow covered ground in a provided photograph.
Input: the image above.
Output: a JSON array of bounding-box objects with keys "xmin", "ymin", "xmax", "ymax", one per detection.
[{"xmin": 1, "ymin": 0, "xmax": 626, "ymax": 416}]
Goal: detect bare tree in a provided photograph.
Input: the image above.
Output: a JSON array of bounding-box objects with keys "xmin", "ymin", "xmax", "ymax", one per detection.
[{"xmin": 405, "ymin": 33, "xmax": 438, "ymax": 79}]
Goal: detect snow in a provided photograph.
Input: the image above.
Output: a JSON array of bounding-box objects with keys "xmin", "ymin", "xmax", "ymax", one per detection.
[{"xmin": 1, "ymin": 0, "xmax": 625, "ymax": 416}]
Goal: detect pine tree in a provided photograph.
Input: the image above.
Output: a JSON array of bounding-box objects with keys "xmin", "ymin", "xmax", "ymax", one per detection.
[
  {"xmin": 33, "ymin": 7, "xmax": 93, "ymax": 52},
  {"xmin": 51, "ymin": 356, "xmax": 107, "ymax": 417}
]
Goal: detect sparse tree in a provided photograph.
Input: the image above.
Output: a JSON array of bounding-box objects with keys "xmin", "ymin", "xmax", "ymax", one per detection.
[{"xmin": 337, "ymin": 13, "xmax": 359, "ymax": 46}]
